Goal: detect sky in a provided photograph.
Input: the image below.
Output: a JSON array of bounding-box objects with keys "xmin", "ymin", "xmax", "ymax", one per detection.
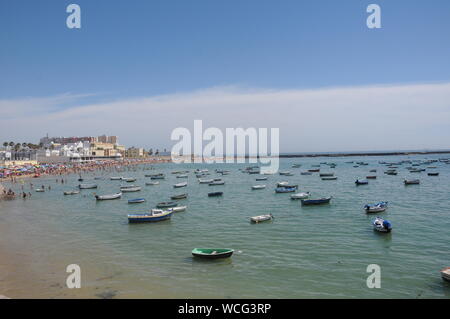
[{"xmin": 1, "ymin": 0, "xmax": 450, "ymax": 152}]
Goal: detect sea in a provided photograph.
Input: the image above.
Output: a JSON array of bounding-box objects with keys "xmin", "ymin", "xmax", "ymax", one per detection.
[{"xmin": 0, "ymin": 154, "xmax": 449, "ymax": 298}]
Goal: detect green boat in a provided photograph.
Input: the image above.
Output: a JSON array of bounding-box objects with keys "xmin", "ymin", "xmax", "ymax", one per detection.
[{"xmin": 191, "ymin": 248, "xmax": 234, "ymax": 259}]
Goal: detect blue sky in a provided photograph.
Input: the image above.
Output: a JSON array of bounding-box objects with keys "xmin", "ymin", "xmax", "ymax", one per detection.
[{"xmin": 1, "ymin": 1, "xmax": 450, "ymax": 151}]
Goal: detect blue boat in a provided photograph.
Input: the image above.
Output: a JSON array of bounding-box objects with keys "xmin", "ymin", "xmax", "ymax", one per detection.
[
  {"xmin": 301, "ymin": 197, "xmax": 332, "ymax": 205},
  {"xmin": 127, "ymin": 211, "xmax": 173, "ymax": 223},
  {"xmin": 275, "ymin": 187, "xmax": 297, "ymax": 193},
  {"xmin": 128, "ymin": 198, "xmax": 146, "ymax": 204},
  {"xmin": 373, "ymin": 217, "xmax": 392, "ymax": 233}
]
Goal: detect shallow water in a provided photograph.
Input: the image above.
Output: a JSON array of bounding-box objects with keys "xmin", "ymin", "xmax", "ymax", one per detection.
[{"xmin": 1, "ymin": 155, "xmax": 449, "ymax": 298}]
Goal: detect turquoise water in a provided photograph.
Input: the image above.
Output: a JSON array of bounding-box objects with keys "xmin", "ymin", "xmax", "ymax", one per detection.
[{"xmin": 1, "ymin": 155, "xmax": 449, "ymax": 298}]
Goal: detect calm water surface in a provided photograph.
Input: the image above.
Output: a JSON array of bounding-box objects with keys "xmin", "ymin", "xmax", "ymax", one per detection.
[{"xmin": 0, "ymin": 155, "xmax": 449, "ymax": 298}]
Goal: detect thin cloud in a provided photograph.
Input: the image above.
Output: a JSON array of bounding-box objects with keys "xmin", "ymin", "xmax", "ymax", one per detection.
[{"xmin": 1, "ymin": 83, "xmax": 450, "ymax": 152}]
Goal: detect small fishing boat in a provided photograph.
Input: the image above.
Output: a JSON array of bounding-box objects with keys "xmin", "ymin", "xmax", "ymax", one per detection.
[
  {"xmin": 290, "ymin": 192, "xmax": 310, "ymax": 200},
  {"xmin": 171, "ymin": 193, "xmax": 188, "ymax": 200},
  {"xmin": 355, "ymin": 179, "xmax": 369, "ymax": 185},
  {"xmin": 441, "ymin": 267, "xmax": 450, "ymax": 282},
  {"xmin": 366, "ymin": 176, "xmax": 377, "ymax": 179},
  {"xmin": 255, "ymin": 177, "xmax": 268, "ymax": 181},
  {"xmin": 78, "ymin": 183, "xmax": 98, "ymax": 189},
  {"xmin": 319, "ymin": 173, "xmax": 334, "ymax": 177},
  {"xmin": 150, "ymin": 175, "xmax": 165, "ymax": 180},
  {"xmin": 35, "ymin": 188, "xmax": 45, "ymax": 192},
  {"xmin": 300, "ymin": 172, "xmax": 312, "ymax": 175},
  {"xmin": 156, "ymin": 201, "xmax": 177, "ymax": 208},
  {"xmin": 301, "ymin": 197, "xmax": 332, "ymax": 205},
  {"xmin": 95, "ymin": 192, "xmax": 122, "ymax": 200},
  {"xmin": 176, "ymin": 174, "xmax": 188, "ymax": 178},
  {"xmin": 209, "ymin": 180, "xmax": 225, "ymax": 186},
  {"xmin": 369, "ymin": 169, "xmax": 377, "ymax": 173},
  {"xmin": 250, "ymin": 214, "xmax": 273, "ymax": 223},
  {"xmin": 122, "ymin": 177, "xmax": 136, "ymax": 182},
  {"xmin": 192, "ymin": 248, "xmax": 234, "ymax": 259},
  {"xmin": 364, "ymin": 201, "xmax": 388, "ymax": 213},
  {"xmin": 208, "ymin": 192, "xmax": 223, "ymax": 197},
  {"xmin": 308, "ymin": 169, "xmax": 320, "ymax": 172},
  {"xmin": 168, "ymin": 206, "xmax": 187, "ymax": 213},
  {"xmin": 128, "ymin": 198, "xmax": 146, "ymax": 204},
  {"xmin": 78, "ymin": 178, "xmax": 84, "ymax": 182},
  {"xmin": 277, "ymin": 181, "xmax": 289, "ymax": 187},
  {"xmin": 174, "ymin": 182, "xmax": 188, "ymax": 188},
  {"xmin": 373, "ymin": 217, "xmax": 392, "ymax": 233},
  {"xmin": 321, "ymin": 176, "xmax": 337, "ymax": 180},
  {"xmin": 198, "ymin": 178, "xmax": 214, "ymax": 184},
  {"xmin": 63, "ymin": 190, "xmax": 80, "ymax": 195},
  {"xmin": 428, "ymin": 172, "xmax": 439, "ymax": 176},
  {"xmin": 120, "ymin": 186, "xmax": 142, "ymax": 192},
  {"xmin": 110, "ymin": 177, "xmax": 123, "ymax": 180},
  {"xmin": 251, "ymin": 185, "xmax": 266, "ymax": 190},
  {"xmin": 385, "ymin": 171, "xmax": 398, "ymax": 175},
  {"xmin": 145, "ymin": 181, "xmax": 159, "ymax": 185},
  {"xmin": 128, "ymin": 210, "xmax": 173, "ymax": 223},
  {"xmin": 275, "ymin": 186, "xmax": 297, "ymax": 193},
  {"xmin": 404, "ymin": 179, "xmax": 420, "ymax": 185},
  {"xmin": 292, "ymin": 164, "xmax": 302, "ymax": 168}
]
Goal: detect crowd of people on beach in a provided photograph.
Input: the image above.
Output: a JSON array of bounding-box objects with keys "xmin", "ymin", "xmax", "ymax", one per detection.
[{"xmin": 0, "ymin": 157, "xmax": 171, "ymax": 200}]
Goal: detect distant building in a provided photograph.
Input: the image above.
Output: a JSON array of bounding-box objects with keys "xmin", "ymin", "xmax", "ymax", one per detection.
[
  {"xmin": 97, "ymin": 135, "xmax": 118, "ymax": 144},
  {"xmin": 125, "ymin": 147, "xmax": 145, "ymax": 158}
]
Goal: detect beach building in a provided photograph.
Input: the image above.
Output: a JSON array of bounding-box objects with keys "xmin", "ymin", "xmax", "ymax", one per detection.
[{"xmin": 125, "ymin": 147, "xmax": 146, "ymax": 158}]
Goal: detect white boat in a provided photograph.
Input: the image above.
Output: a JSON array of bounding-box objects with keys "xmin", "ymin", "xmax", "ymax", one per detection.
[
  {"xmin": 122, "ymin": 177, "xmax": 136, "ymax": 182},
  {"xmin": 63, "ymin": 190, "xmax": 80, "ymax": 195},
  {"xmin": 95, "ymin": 192, "xmax": 122, "ymax": 200},
  {"xmin": 174, "ymin": 182, "xmax": 187, "ymax": 188},
  {"xmin": 290, "ymin": 192, "xmax": 310, "ymax": 200},
  {"xmin": 176, "ymin": 174, "xmax": 188, "ymax": 178},
  {"xmin": 79, "ymin": 183, "xmax": 98, "ymax": 189},
  {"xmin": 441, "ymin": 267, "xmax": 450, "ymax": 282},
  {"xmin": 198, "ymin": 178, "xmax": 214, "ymax": 184},
  {"xmin": 277, "ymin": 181, "xmax": 289, "ymax": 187},
  {"xmin": 364, "ymin": 202, "xmax": 388, "ymax": 213},
  {"xmin": 145, "ymin": 181, "xmax": 159, "ymax": 185},
  {"xmin": 120, "ymin": 186, "xmax": 141, "ymax": 192},
  {"xmin": 373, "ymin": 217, "xmax": 392, "ymax": 233},
  {"xmin": 251, "ymin": 185, "xmax": 266, "ymax": 190},
  {"xmin": 250, "ymin": 214, "xmax": 273, "ymax": 223},
  {"xmin": 168, "ymin": 206, "xmax": 187, "ymax": 213},
  {"xmin": 35, "ymin": 188, "xmax": 45, "ymax": 192}
]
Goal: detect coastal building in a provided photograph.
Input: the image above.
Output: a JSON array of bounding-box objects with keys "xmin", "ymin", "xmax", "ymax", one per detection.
[{"xmin": 125, "ymin": 147, "xmax": 146, "ymax": 158}]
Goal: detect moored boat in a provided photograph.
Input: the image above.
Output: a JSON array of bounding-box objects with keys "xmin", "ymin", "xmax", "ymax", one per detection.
[
  {"xmin": 290, "ymin": 192, "xmax": 310, "ymax": 200},
  {"xmin": 373, "ymin": 217, "xmax": 392, "ymax": 233},
  {"xmin": 208, "ymin": 192, "xmax": 223, "ymax": 197},
  {"xmin": 110, "ymin": 177, "xmax": 123, "ymax": 180},
  {"xmin": 168, "ymin": 206, "xmax": 187, "ymax": 213},
  {"xmin": 156, "ymin": 201, "xmax": 177, "ymax": 208},
  {"xmin": 250, "ymin": 214, "xmax": 273, "ymax": 223},
  {"xmin": 171, "ymin": 193, "xmax": 188, "ymax": 200},
  {"xmin": 128, "ymin": 210, "xmax": 173, "ymax": 223},
  {"xmin": 209, "ymin": 180, "xmax": 225, "ymax": 186},
  {"xmin": 78, "ymin": 183, "xmax": 98, "ymax": 189},
  {"xmin": 251, "ymin": 185, "xmax": 266, "ymax": 190},
  {"xmin": 428, "ymin": 172, "xmax": 439, "ymax": 176},
  {"xmin": 366, "ymin": 176, "xmax": 377, "ymax": 179},
  {"xmin": 355, "ymin": 179, "xmax": 369, "ymax": 185},
  {"xmin": 122, "ymin": 177, "xmax": 136, "ymax": 182},
  {"xmin": 301, "ymin": 197, "xmax": 332, "ymax": 205},
  {"xmin": 120, "ymin": 186, "xmax": 142, "ymax": 192},
  {"xmin": 404, "ymin": 179, "xmax": 420, "ymax": 185},
  {"xmin": 128, "ymin": 198, "xmax": 146, "ymax": 204},
  {"xmin": 174, "ymin": 182, "xmax": 188, "ymax": 188},
  {"xmin": 198, "ymin": 178, "xmax": 214, "ymax": 184},
  {"xmin": 145, "ymin": 181, "xmax": 160, "ymax": 185},
  {"xmin": 63, "ymin": 190, "xmax": 79, "ymax": 195},
  {"xmin": 95, "ymin": 192, "xmax": 122, "ymax": 200},
  {"xmin": 192, "ymin": 248, "xmax": 234, "ymax": 259},
  {"xmin": 275, "ymin": 186, "xmax": 297, "ymax": 193},
  {"xmin": 321, "ymin": 176, "xmax": 337, "ymax": 180},
  {"xmin": 441, "ymin": 267, "xmax": 450, "ymax": 282},
  {"xmin": 364, "ymin": 201, "xmax": 388, "ymax": 213},
  {"xmin": 255, "ymin": 177, "xmax": 268, "ymax": 181}
]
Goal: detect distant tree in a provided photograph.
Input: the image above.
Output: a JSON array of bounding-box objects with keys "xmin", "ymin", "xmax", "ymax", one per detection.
[
  {"xmin": 164, "ymin": 148, "xmax": 167, "ymax": 153},
  {"xmin": 14, "ymin": 144, "xmax": 20, "ymax": 151},
  {"xmin": 39, "ymin": 142, "xmax": 44, "ymax": 148},
  {"xmin": 9, "ymin": 141, "xmax": 14, "ymax": 147},
  {"xmin": 2, "ymin": 142, "xmax": 7, "ymax": 148},
  {"xmin": 149, "ymin": 148, "xmax": 153, "ymax": 156},
  {"xmin": 155, "ymin": 149, "xmax": 159, "ymax": 155}
]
